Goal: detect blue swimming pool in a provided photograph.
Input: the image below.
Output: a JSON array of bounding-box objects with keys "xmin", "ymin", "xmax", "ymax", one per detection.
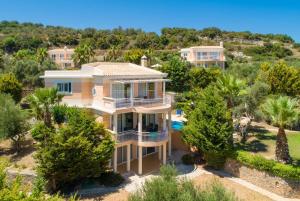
[{"xmin": 171, "ymin": 121, "xmax": 184, "ymax": 131}]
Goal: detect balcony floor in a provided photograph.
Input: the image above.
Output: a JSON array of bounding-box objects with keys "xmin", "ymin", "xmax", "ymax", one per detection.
[{"xmin": 117, "ymin": 153, "xmax": 161, "ymax": 175}]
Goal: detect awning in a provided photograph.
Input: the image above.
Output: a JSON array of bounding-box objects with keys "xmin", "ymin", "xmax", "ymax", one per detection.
[{"xmin": 113, "ymin": 79, "xmax": 170, "ymax": 84}]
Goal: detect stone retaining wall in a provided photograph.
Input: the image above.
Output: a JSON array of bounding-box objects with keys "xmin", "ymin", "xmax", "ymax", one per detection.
[{"xmin": 224, "ymin": 159, "xmax": 300, "ymax": 198}]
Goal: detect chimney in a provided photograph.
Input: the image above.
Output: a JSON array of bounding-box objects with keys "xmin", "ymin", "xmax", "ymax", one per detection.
[
  {"xmin": 220, "ymin": 41, "xmax": 224, "ymax": 47},
  {"xmin": 141, "ymin": 55, "xmax": 148, "ymax": 67}
]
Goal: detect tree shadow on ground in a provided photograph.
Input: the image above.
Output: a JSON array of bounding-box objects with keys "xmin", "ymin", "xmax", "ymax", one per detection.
[
  {"xmin": 0, "ymin": 138, "xmax": 36, "ymax": 162},
  {"xmin": 255, "ymin": 133, "xmax": 276, "ymax": 141},
  {"xmin": 235, "ymin": 139, "xmax": 269, "ymax": 153},
  {"xmin": 249, "ymin": 125, "xmax": 270, "ymax": 134}
]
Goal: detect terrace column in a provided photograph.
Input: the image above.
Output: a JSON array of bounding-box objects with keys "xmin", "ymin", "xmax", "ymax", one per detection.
[
  {"xmin": 113, "ymin": 113, "xmax": 118, "ymax": 133},
  {"xmin": 163, "ymin": 113, "xmax": 166, "ymax": 130},
  {"xmin": 158, "ymin": 145, "xmax": 162, "ymax": 160},
  {"xmin": 138, "ymin": 146, "xmax": 143, "ymax": 175},
  {"xmin": 130, "ymin": 82, "xmax": 134, "ymax": 107},
  {"xmin": 138, "ymin": 113, "xmax": 142, "ymax": 142},
  {"xmin": 163, "ymin": 142, "xmax": 167, "ymax": 165},
  {"xmin": 113, "ymin": 148, "xmax": 118, "ymax": 172},
  {"xmin": 127, "ymin": 144, "xmax": 131, "ymax": 172},
  {"xmin": 163, "ymin": 81, "xmax": 166, "ymax": 104},
  {"xmin": 168, "ymin": 110, "xmax": 172, "ymax": 157}
]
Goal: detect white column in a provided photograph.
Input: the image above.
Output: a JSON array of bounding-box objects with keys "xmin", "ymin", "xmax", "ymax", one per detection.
[
  {"xmin": 130, "ymin": 83, "xmax": 134, "ymax": 107},
  {"xmin": 163, "ymin": 143, "xmax": 167, "ymax": 165},
  {"xmin": 127, "ymin": 144, "xmax": 131, "ymax": 172},
  {"xmin": 113, "ymin": 148, "xmax": 117, "ymax": 172},
  {"xmin": 113, "ymin": 113, "xmax": 118, "ymax": 133},
  {"xmin": 168, "ymin": 110, "xmax": 172, "ymax": 157},
  {"xmin": 163, "ymin": 81, "xmax": 166, "ymax": 104},
  {"xmin": 163, "ymin": 113, "xmax": 166, "ymax": 130},
  {"xmin": 138, "ymin": 146, "xmax": 143, "ymax": 175},
  {"xmin": 138, "ymin": 113, "xmax": 142, "ymax": 142},
  {"xmin": 158, "ymin": 145, "xmax": 162, "ymax": 160}
]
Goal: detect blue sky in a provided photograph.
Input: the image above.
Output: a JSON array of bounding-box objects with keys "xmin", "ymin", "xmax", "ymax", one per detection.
[{"xmin": 0, "ymin": 0, "xmax": 299, "ymax": 42}]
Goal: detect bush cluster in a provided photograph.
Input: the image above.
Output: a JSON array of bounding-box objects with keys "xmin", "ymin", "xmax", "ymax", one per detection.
[
  {"xmin": 0, "ymin": 157, "xmax": 76, "ymax": 201},
  {"xmin": 232, "ymin": 151, "xmax": 300, "ymax": 180},
  {"xmin": 129, "ymin": 165, "xmax": 237, "ymax": 201},
  {"xmin": 181, "ymin": 154, "xmax": 195, "ymax": 165}
]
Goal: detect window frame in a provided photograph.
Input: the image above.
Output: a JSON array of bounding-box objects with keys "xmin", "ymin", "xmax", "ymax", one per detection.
[{"xmin": 56, "ymin": 82, "xmax": 72, "ymax": 94}]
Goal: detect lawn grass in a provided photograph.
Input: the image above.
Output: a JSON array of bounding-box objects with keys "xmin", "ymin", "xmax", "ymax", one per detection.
[{"xmin": 235, "ymin": 129, "xmax": 300, "ymax": 166}]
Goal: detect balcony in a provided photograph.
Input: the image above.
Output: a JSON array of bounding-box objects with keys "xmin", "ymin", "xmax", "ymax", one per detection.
[
  {"xmin": 102, "ymin": 97, "xmax": 171, "ymax": 109},
  {"xmin": 114, "ymin": 130, "xmax": 168, "ymax": 144}
]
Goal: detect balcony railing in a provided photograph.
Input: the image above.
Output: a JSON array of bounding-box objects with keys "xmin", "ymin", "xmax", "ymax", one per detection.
[
  {"xmin": 114, "ymin": 130, "xmax": 168, "ymax": 143},
  {"xmin": 103, "ymin": 96, "xmax": 171, "ymax": 109}
]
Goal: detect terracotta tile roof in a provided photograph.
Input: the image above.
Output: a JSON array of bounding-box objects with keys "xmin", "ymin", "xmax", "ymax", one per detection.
[{"xmin": 82, "ymin": 62, "xmax": 166, "ymax": 77}]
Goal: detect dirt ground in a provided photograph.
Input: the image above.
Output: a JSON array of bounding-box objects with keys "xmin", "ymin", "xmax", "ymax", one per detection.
[
  {"xmin": 87, "ymin": 173, "xmax": 272, "ymax": 201},
  {"xmin": 0, "ymin": 134, "xmax": 36, "ymax": 170},
  {"xmin": 81, "ymin": 190, "xmax": 129, "ymax": 201},
  {"xmin": 193, "ymin": 174, "xmax": 272, "ymax": 201}
]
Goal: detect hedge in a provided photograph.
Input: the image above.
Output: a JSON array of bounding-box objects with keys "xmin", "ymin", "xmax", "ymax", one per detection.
[{"xmin": 231, "ymin": 151, "xmax": 300, "ymax": 180}]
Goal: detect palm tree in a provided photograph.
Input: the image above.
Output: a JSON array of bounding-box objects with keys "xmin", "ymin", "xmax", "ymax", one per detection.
[
  {"xmin": 215, "ymin": 74, "xmax": 247, "ymax": 108},
  {"xmin": 261, "ymin": 96, "xmax": 299, "ymax": 164},
  {"xmin": 106, "ymin": 45, "xmax": 121, "ymax": 61},
  {"xmin": 36, "ymin": 47, "xmax": 48, "ymax": 64},
  {"xmin": 27, "ymin": 88, "xmax": 63, "ymax": 127},
  {"xmin": 72, "ymin": 43, "xmax": 95, "ymax": 67}
]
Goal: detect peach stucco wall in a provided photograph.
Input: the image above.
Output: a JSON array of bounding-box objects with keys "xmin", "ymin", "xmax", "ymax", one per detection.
[
  {"xmin": 81, "ymin": 79, "xmax": 93, "ymax": 105},
  {"xmin": 156, "ymin": 82, "xmax": 163, "ymax": 98},
  {"xmin": 44, "ymin": 78, "xmax": 93, "ymax": 103},
  {"xmin": 103, "ymin": 80, "xmax": 110, "ymax": 97},
  {"xmin": 172, "ymin": 131, "xmax": 189, "ymax": 151}
]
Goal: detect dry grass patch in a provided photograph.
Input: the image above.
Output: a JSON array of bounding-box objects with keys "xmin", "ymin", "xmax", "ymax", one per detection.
[
  {"xmin": 0, "ymin": 134, "xmax": 36, "ymax": 170},
  {"xmin": 192, "ymin": 174, "xmax": 272, "ymax": 201}
]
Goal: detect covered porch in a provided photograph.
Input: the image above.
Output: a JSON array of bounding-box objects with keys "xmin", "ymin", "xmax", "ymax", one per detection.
[
  {"xmin": 110, "ymin": 109, "xmax": 172, "ymax": 175},
  {"xmin": 117, "ymin": 152, "xmax": 162, "ymax": 175}
]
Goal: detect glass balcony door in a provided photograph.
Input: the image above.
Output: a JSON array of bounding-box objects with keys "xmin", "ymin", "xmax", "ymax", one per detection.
[
  {"xmin": 112, "ymin": 83, "xmax": 131, "ymax": 99},
  {"xmin": 138, "ymin": 82, "xmax": 155, "ymax": 99},
  {"xmin": 117, "ymin": 113, "xmax": 134, "ymax": 132},
  {"xmin": 142, "ymin": 114, "xmax": 157, "ymax": 132}
]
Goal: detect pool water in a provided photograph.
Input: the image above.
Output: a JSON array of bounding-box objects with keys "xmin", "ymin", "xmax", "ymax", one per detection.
[{"xmin": 172, "ymin": 121, "xmax": 184, "ymax": 131}]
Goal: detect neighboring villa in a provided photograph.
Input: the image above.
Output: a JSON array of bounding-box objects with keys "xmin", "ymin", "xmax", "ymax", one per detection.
[
  {"xmin": 41, "ymin": 58, "xmax": 172, "ymax": 175},
  {"xmin": 180, "ymin": 42, "xmax": 226, "ymax": 68},
  {"xmin": 48, "ymin": 46, "xmax": 75, "ymax": 69}
]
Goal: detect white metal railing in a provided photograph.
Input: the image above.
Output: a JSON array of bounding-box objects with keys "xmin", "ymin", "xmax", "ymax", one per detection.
[
  {"xmin": 103, "ymin": 96, "xmax": 171, "ymax": 109},
  {"xmin": 114, "ymin": 130, "xmax": 168, "ymax": 143}
]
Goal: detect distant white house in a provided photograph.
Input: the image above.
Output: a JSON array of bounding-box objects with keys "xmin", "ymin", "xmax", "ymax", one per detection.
[
  {"xmin": 180, "ymin": 42, "xmax": 226, "ymax": 69},
  {"xmin": 48, "ymin": 46, "xmax": 75, "ymax": 69}
]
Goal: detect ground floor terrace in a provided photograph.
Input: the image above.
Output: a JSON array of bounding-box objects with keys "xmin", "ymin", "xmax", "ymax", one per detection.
[
  {"xmin": 116, "ymin": 150, "xmax": 164, "ymax": 175},
  {"xmin": 98, "ymin": 109, "xmax": 172, "ymax": 175}
]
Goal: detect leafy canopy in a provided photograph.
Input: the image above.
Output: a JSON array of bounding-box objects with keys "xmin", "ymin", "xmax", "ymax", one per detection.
[
  {"xmin": 182, "ymin": 86, "xmax": 233, "ymax": 153},
  {"xmin": 0, "ymin": 93, "xmax": 28, "ymax": 151},
  {"xmin": 0, "ymin": 73, "xmax": 22, "ymax": 102},
  {"xmin": 34, "ymin": 107, "xmax": 115, "ymax": 190}
]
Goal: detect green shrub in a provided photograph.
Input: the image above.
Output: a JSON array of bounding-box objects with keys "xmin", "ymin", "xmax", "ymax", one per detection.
[
  {"xmin": 98, "ymin": 171, "xmax": 124, "ymax": 187},
  {"xmin": 204, "ymin": 151, "xmax": 228, "ymax": 169},
  {"xmin": 181, "ymin": 154, "xmax": 194, "ymax": 165},
  {"xmin": 0, "ymin": 158, "xmax": 77, "ymax": 201},
  {"xmin": 129, "ymin": 165, "xmax": 237, "ymax": 201},
  {"xmin": 233, "ymin": 151, "xmax": 300, "ymax": 180},
  {"xmin": 52, "ymin": 104, "xmax": 68, "ymax": 125}
]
